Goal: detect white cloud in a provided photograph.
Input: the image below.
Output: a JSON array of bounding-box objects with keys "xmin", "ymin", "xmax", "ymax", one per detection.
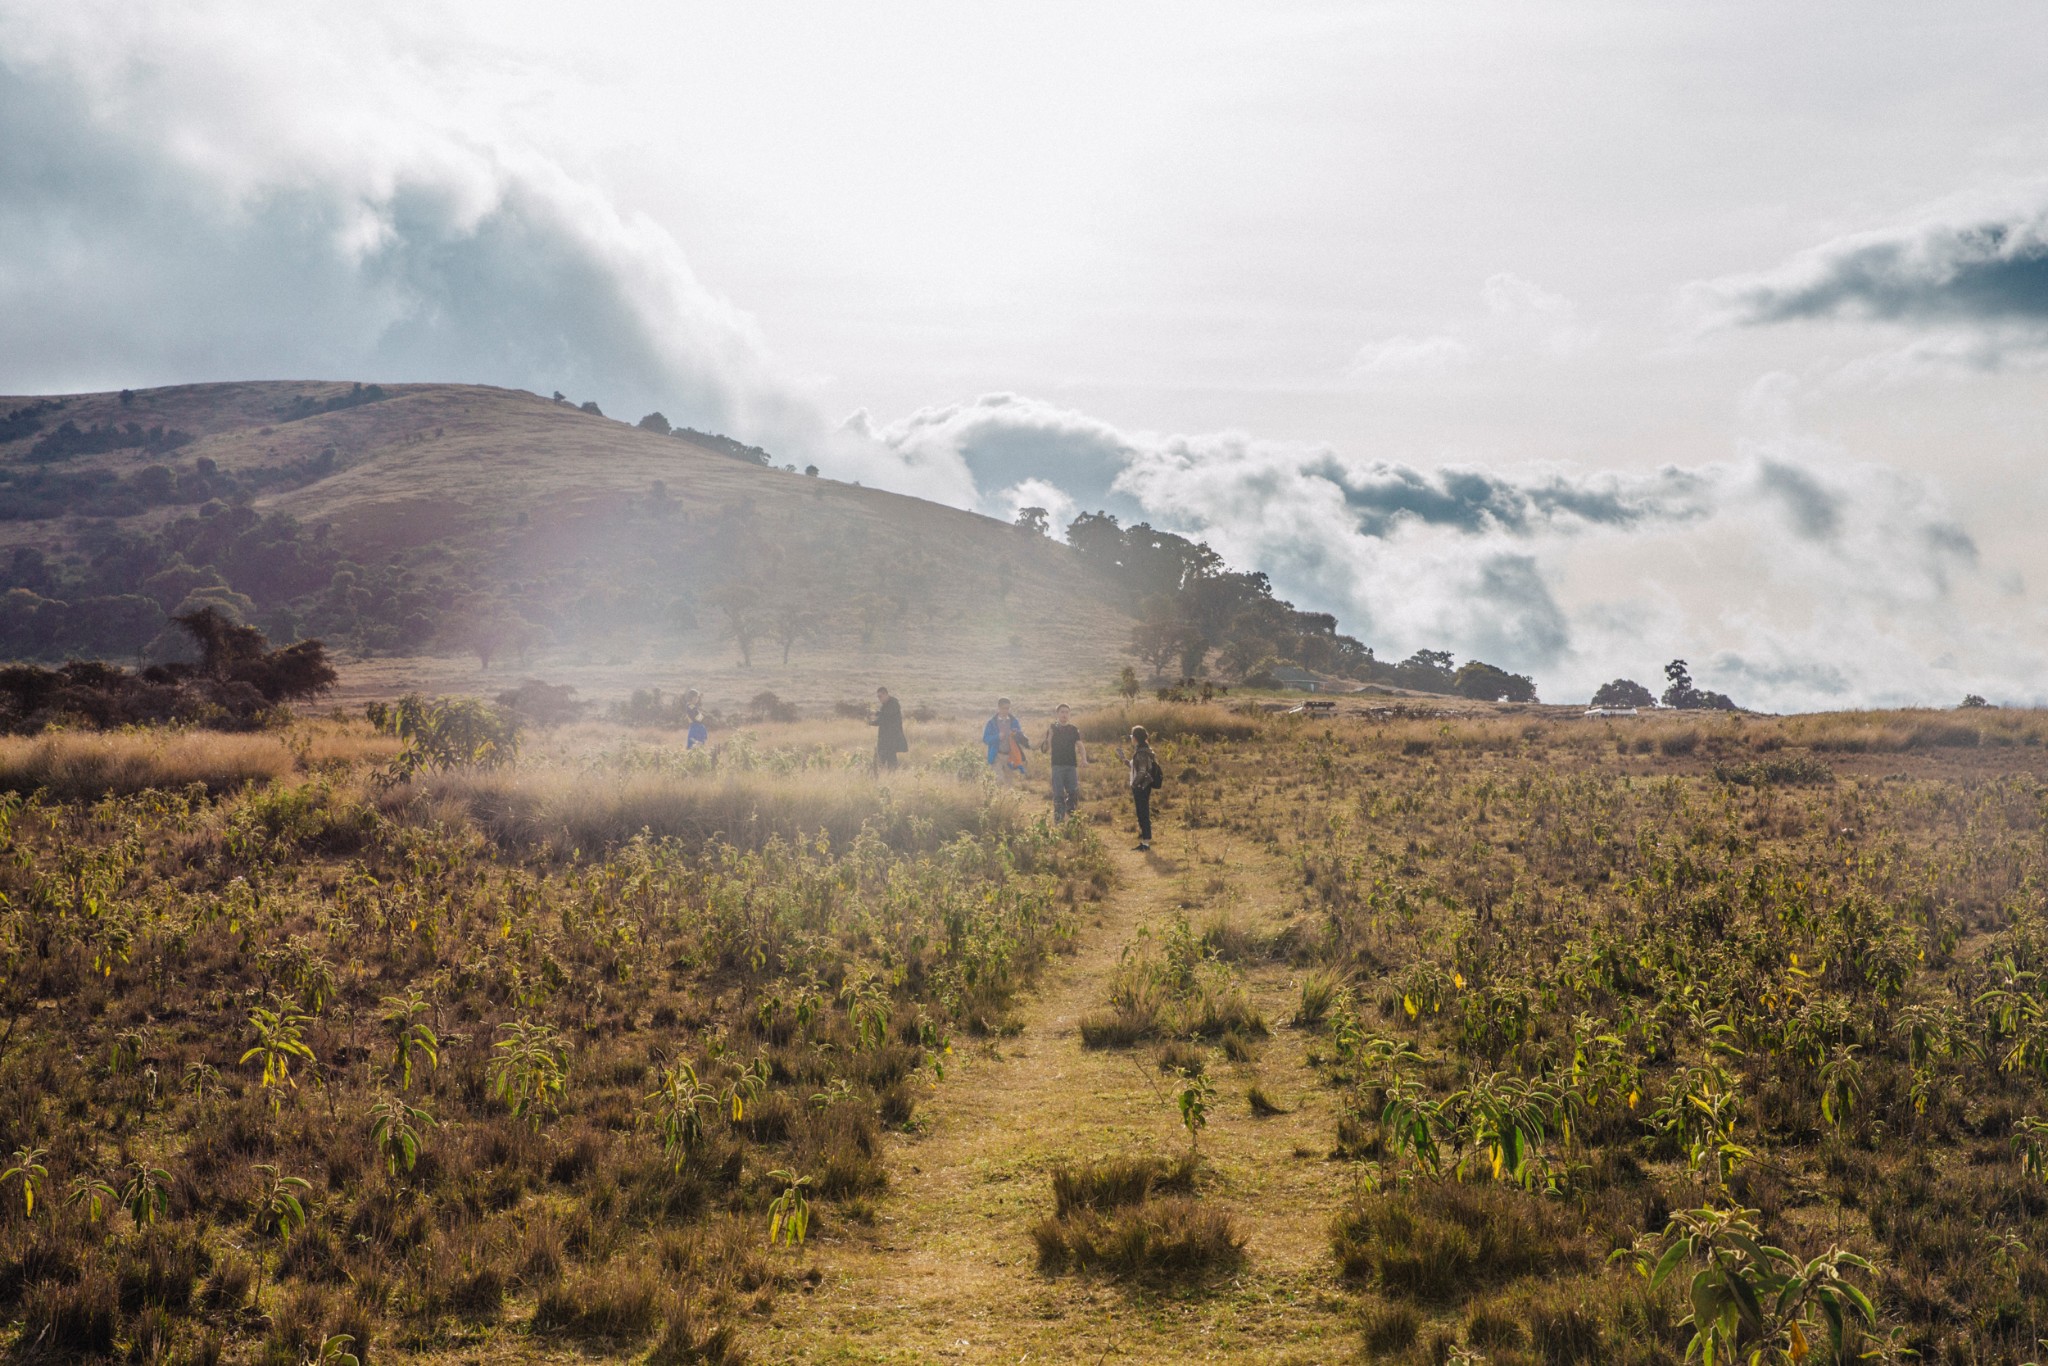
[
  {"xmin": 0, "ymin": 2, "xmax": 811, "ymax": 445},
  {"xmin": 1689, "ymin": 186, "xmax": 2048, "ymax": 374},
  {"xmin": 1348, "ymin": 272, "xmax": 1597, "ymax": 381},
  {"xmin": 856, "ymin": 389, "xmax": 2028, "ymax": 710},
  {"xmin": 1349, "ymin": 334, "xmax": 1472, "ymax": 377}
]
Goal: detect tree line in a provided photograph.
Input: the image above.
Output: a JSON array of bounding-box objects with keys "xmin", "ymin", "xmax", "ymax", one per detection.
[{"xmin": 1046, "ymin": 508, "xmax": 1538, "ymax": 701}]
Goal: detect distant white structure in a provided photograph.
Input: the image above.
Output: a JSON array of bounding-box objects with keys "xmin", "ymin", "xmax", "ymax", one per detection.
[{"xmin": 1585, "ymin": 706, "xmax": 1639, "ymax": 717}]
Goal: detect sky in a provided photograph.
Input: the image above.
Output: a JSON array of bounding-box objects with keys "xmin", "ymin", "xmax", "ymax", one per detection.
[{"xmin": 4, "ymin": 1, "xmax": 2048, "ymax": 709}]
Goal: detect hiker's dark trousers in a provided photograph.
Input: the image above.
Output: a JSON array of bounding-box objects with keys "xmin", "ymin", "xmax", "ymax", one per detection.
[
  {"xmin": 1132, "ymin": 785, "xmax": 1152, "ymax": 842},
  {"xmin": 1052, "ymin": 766, "xmax": 1080, "ymax": 820}
]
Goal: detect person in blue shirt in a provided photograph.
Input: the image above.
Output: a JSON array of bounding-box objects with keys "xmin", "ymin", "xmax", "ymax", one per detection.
[
  {"xmin": 683, "ymin": 689, "xmax": 709, "ymax": 750},
  {"xmin": 982, "ymin": 697, "xmax": 1028, "ymax": 783}
]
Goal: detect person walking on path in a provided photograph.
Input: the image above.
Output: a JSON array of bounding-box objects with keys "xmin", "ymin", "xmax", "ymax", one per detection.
[
  {"xmin": 871, "ymin": 686, "xmax": 908, "ymax": 772},
  {"xmin": 683, "ymin": 689, "xmax": 709, "ymax": 751},
  {"xmin": 1044, "ymin": 704, "xmax": 1086, "ymax": 819},
  {"xmin": 983, "ymin": 697, "xmax": 1029, "ymax": 783},
  {"xmin": 1117, "ymin": 725, "xmax": 1162, "ymax": 851}
]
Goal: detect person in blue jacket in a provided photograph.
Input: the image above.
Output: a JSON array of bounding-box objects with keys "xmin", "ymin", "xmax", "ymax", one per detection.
[
  {"xmin": 982, "ymin": 697, "xmax": 1029, "ymax": 783},
  {"xmin": 683, "ymin": 689, "xmax": 709, "ymax": 750}
]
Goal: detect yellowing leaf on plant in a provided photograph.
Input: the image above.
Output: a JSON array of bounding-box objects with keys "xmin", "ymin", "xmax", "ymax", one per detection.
[
  {"xmin": 1403, "ymin": 995, "xmax": 1417, "ymax": 1019},
  {"xmin": 1452, "ymin": 970, "xmax": 1465, "ymax": 989}
]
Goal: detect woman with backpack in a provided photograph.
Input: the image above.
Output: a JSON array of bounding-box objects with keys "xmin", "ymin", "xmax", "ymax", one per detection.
[{"xmin": 1117, "ymin": 725, "xmax": 1162, "ymax": 851}]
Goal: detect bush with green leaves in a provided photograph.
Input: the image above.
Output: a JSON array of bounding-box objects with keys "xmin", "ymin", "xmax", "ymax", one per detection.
[{"xmin": 367, "ymin": 693, "xmax": 521, "ymax": 778}]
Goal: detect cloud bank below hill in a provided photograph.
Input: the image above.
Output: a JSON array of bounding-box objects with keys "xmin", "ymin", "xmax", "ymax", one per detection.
[{"xmin": 857, "ymin": 393, "xmax": 2026, "ymax": 712}]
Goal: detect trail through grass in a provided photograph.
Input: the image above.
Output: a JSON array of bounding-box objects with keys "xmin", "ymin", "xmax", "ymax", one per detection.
[{"xmin": 760, "ymin": 824, "xmax": 1355, "ymax": 1364}]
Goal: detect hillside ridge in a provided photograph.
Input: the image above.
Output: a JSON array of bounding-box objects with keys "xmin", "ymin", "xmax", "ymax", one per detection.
[{"xmin": 0, "ymin": 380, "xmax": 1132, "ymax": 709}]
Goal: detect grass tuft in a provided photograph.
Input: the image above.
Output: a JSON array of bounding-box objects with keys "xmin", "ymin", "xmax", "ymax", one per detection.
[
  {"xmin": 1031, "ymin": 1197, "xmax": 1244, "ymax": 1279},
  {"xmin": 1293, "ymin": 966, "xmax": 1344, "ymax": 1028},
  {"xmin": 20, "ymin": 1268, "xmax": 118, "ymax": 1358},
  {"xmin": 532, "ymin": 1264, "xmax": 664, "ymax": 1341},
  {"xmin": 1330, "ymin": 1182, "xmax": 1585, "ymax": 1304},
  {"xmin": 1048, "ymin": 1154, "xmax": 1198, "ymax": 1218}
]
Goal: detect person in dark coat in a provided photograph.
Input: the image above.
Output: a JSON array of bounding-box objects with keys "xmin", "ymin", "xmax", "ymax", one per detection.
[
  {"xmin": 1117, "ymin": 724, "xmax": 1161, "ymax": 851},
  {"xmin": 871, "ymin": 686, "xmax": 908, "ymax": 771}
]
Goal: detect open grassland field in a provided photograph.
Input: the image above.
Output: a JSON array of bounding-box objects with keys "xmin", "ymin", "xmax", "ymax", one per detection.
[{"xmin": 4, "ymin": 703, "xmax": 2048, "ymax": 1363}]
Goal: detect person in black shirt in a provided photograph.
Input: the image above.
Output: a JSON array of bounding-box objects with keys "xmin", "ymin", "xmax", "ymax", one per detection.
[
  {"xmin": 871, "ymin": 686, "xmax": 907, "ymax": 771},
  {"xmin": 1043, "ymin": 703, "xmax": 1087, "ymax": 820}
]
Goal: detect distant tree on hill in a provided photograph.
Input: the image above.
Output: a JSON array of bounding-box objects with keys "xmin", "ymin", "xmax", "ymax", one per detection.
[
  {"xmin": 1119, "ymin": 665, "xmax": 1140, "ymax": 700},
  {"xmin": 1591, "ymin": 678, "xmax": 1655, "ymax": 708},
  {"xmin": 850, "ymin": 592, "xmax": 891, "ymax": 648},
  {"xmin": 579, "ymin": 400, "xmax": 603, "ymax": 417},
  {"xmin": 1454, "ymin": 660, "xmax": 1538, "ymax": 703},
  {"xmin": 1015, "ymin": 506, "xmax": 1050, "ymax": 536},
  {"xmin": 804, "ymin": 464, "xmax": 819, "ymax": 477},
  {"xmin": 638, "ymin": 411, "xmax": 672, "ymax": 435},
  {"xmin": 769, "ymin": 599, "xmax": 819, "ymax": 666},
  {"xmin": 454, "ymin": 613, "xmax": 515, "ymax": 670},
  {"xmin": 1129, "ymin": 599, "xmax": 1183, "ymax": 676},
  {"xmin": 673, "ymin": 426, "xmax": 775, "ymax": 467},
  {"xmin": 706, "ymin": 583, "xmax": 764, "ymax": 667},
  {"xmin": 1661, "ymin": 659, "xmax": 1739, "ymax": 711},
  {"xmin": 1960, "ymin": 693, "xmax": 1992, "ymax": 708},
  {"xmin": 277, "ymin": 383, "xmax": 386, "ymax": 424},
  {"xmin": 1390, "ymin": 650, "xmax": 1458, "ymax": 693}
]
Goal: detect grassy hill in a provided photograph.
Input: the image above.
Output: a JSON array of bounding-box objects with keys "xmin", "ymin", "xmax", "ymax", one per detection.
[{"xmin": 0, "ymin": 381, "xmax": 1133, "ymax": 713}]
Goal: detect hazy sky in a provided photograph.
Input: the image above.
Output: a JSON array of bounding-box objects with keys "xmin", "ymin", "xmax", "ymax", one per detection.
[{"xmin": 5, "ymin": 2, "xmax": 2048, "ymax": 708}]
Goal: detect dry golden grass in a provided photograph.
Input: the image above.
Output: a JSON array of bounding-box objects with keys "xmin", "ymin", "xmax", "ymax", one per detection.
[
  {"xmin": 0, "ymin": 719, "xmax": 399, "ymax": 802},
  {"xmin": 1074, "ymin": 700, "xmax": 1263, "ymax": 744},
  {"xmin": 1772, "ymin": 706, "xmax": 2048, "ymax": 752},
  {"xmin": 0, "ymin": 729, "xmax": 297, "ymax": 799}
]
